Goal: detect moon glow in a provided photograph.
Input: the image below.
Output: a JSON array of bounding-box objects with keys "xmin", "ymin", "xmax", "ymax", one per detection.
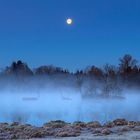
[{"xmin": 66, "ymin": 18, "xmax": 73, "ymax": 25}]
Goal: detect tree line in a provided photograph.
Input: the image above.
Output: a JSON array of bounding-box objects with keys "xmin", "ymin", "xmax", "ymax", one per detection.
[
  {"xmin": 1, "ymin": 54, "xmax": 139, "ymax": 79},
  {"xmin": 0, "ymin": 54, "xmax": 140, "ymax": 97}
]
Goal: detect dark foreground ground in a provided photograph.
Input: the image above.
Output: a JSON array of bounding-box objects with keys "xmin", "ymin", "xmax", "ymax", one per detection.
[{"xmin": 1, "ymin": 119, "xmax": 140, "ymax": 139}]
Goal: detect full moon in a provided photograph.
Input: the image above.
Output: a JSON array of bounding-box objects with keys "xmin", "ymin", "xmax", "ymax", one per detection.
[{"xmin": 66, "ymin": 18, "xmax": 73, "ymax": 25}]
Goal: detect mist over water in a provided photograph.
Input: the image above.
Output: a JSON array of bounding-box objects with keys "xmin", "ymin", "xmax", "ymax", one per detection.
[{"xmin": 0, "ymin": 84, "xmax": 140, "ymax": 126}]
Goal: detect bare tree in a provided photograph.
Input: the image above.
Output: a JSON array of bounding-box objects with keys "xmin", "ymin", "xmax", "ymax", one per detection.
[{"xmin": 119, "ymin": 54, "xmax": 137, "ymax": 74}]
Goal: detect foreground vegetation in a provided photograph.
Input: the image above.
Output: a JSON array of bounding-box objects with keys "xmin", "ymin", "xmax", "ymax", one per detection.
[{"xmin": 1, "ymin": 119, "xmax": 140, "ymax": 139}]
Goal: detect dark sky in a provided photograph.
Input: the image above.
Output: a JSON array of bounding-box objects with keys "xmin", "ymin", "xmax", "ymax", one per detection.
[{"xmin": 0, "ymin": 0, "xmax": 140, "ymax": 71}]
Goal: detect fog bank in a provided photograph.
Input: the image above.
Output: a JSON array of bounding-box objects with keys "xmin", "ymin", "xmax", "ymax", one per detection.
[{"xmin": 0, "ymin": 87, "xmax": 140, "ymax": 126}]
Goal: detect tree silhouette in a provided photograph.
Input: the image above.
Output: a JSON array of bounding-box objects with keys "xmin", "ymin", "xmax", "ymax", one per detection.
[
  {"xmin": 119, "ymin": 54, "xmax": 137, "ymax": 75},
  {"xmin": 0, "ymin": 54, "xmax": 140, "ymax": 98}
]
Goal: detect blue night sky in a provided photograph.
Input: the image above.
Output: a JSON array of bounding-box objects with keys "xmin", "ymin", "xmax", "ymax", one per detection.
[{"xmin": 0, "ymin": 0, "xmax": 140, "ymax": 71}]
